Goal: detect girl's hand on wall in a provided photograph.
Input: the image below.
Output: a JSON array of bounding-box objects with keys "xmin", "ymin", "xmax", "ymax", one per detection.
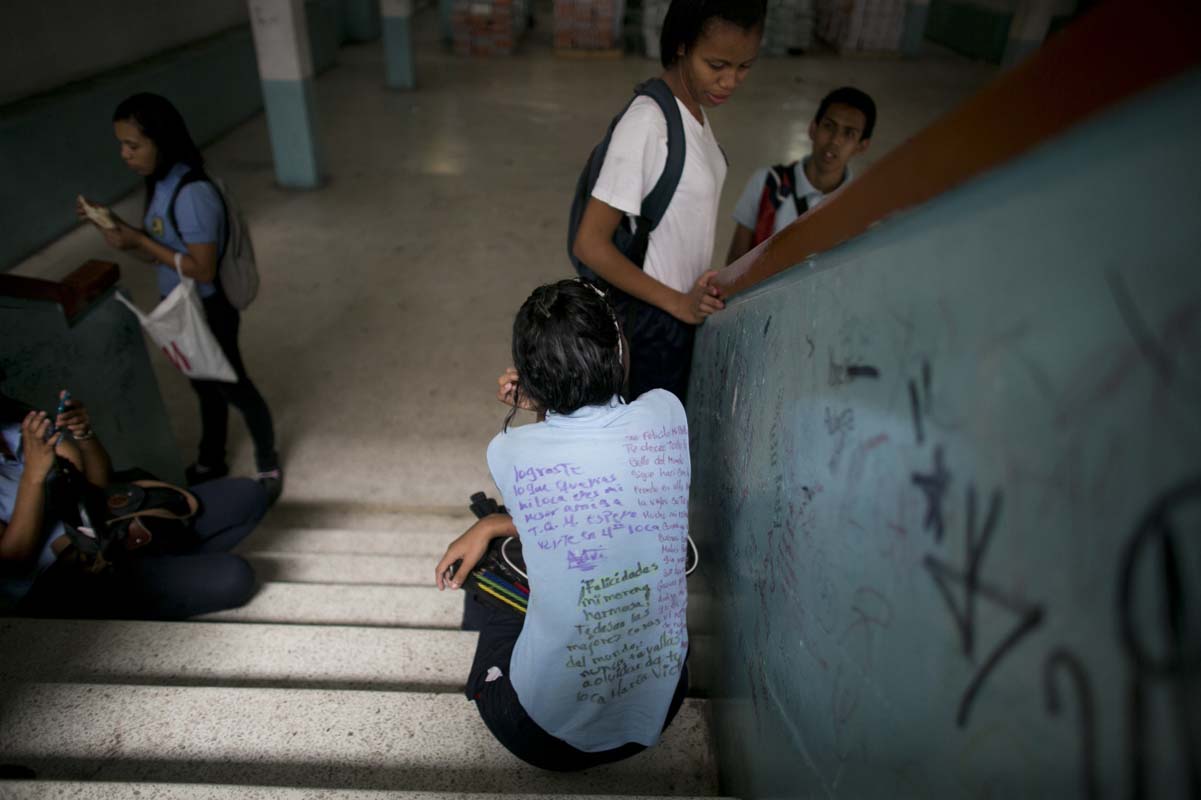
[{"xmin": 674, "ymin": 270, "xmax": 726, "ymax": 324}]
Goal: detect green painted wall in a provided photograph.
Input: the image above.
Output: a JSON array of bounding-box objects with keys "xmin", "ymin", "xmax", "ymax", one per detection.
[
  {"xmin": 926, "ymin": 0, "xmax": 1014, "ymax": 62},
  {"xmin": 0, "ymin": 1, "xmax": 344, "ymax": 272},
  {"xmin": 0, "ymin": 290, "xmax": 183, "ymax": 484},
  {"xmin": 689, "ymin": 69, "xmax": 1201, "ymax": 798}
]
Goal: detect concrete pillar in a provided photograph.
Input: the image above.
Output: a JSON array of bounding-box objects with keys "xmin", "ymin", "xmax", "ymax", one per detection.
[
  {"xmin": 439, "ymin": 0, "xmax": 455, "ymax": 44},
  {"xmin": 343, "ymin": 0, "xmax": 383, "ymax": 41},
  {"xmin": 249, "ymin": 0, "xmax": 324, "ymax": 189},
  {"xmin": 381, "ymin": 0, "xmax": 416, "ymax": 90},
  {"xmin": 901, "ymin": 0, "xmax": 930, "ymax": 58},
  {"xmin": 1003, "ymin": 0, "xmax": 1056, "ymax": 67}
]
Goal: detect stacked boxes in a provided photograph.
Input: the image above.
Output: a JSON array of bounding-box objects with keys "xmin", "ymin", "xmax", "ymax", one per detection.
[
  {"xmin": 554, "ymin": 0, "xmax": 620, "ymax": 51},
  {"xmin": 641, "ymin": 0, "xmax": 669, "ymax": 61},
  {"xmin": 816, "ymin": 0, "xmax": 906, "ymax": 54},
  {"xmin": 762, "ymin": 0, "xmax": 817, "ymax": 55},
  {"xmin": 452, "ymin": 0, "xmax": 528, "ymax": 56}
]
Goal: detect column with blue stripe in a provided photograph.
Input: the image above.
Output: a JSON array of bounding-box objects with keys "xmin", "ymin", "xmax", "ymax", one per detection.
[
  {"xmin": 381, "ymin": 0, "xmax": 416, "ymax": 90},
  {"xmin": 901, "ymin": 0, "xmax": 930, "ymax": 58},
  {"xmin": 1003, "ymin": 0, "xmax": 1055, "ymax": 68},
  {"xmin": 249, "ymin": 0, "xmax": 324, "ymax": 189}
]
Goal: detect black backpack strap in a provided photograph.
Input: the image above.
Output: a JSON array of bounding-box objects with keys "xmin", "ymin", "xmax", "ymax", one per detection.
[
  {"xmin": 789, "ymin": 161, "xmax": 806, "ymax": 216},
  {"xmin": 166, "ymin": 168, "xmax": 230, "ymax": 261},
  {"xmin": 635, "ymin": 78, "xmax": 686, "ymax": 232}
]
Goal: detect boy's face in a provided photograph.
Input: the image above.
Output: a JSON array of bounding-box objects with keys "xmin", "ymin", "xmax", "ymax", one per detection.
[{"xmin": 808, "ymin": 102, "xmax": 871, "ymax": 177}]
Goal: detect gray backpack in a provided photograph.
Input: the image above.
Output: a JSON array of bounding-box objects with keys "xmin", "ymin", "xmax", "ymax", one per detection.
[{"xmin": 168, "ymin": 170, "xmax": 260, "ymax": 310}]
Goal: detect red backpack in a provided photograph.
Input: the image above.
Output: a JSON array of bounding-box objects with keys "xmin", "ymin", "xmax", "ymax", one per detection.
[{"xmin": 752, "ymin": 162, "xmax": 808, "ymax": 249}]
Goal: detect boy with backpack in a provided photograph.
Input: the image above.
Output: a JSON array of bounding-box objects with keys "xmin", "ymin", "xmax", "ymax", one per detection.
[
  {"xmin": 725, "ymin": 86, "xmax": 876, "ymax": 264},
  {"xmin": 570, "ymin": 0, "xmax": 767, "ymax": 402}
]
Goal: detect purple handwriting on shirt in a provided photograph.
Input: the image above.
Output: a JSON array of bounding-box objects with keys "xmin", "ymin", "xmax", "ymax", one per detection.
[{"xmin": 567, "ymin": 547, "xmax": 608, "ymax": 572}]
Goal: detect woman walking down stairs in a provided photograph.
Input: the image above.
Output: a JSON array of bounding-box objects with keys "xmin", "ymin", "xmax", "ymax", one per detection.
[{"xmin": 0, "ymin": 504, "xmax": 729, "ymax": 798}]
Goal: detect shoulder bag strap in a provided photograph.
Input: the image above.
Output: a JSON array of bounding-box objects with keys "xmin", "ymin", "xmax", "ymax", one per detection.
[
  {"xmin": 635, "ymin": 77, "xmax": 686, "ymax": 233},
  {"xmin": 789, "ymin": 161, "xmax": 808, "ymax": 217},
  {"xmin": 167, "ymin": 169, "xmax": 230, "ymax": 262}
]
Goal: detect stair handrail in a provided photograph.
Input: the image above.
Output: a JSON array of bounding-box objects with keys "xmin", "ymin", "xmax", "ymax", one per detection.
[
  {"xmin": 716, "ymin": 0, "xmax": 1201, "ymax": 298},
  {"xmin": 0, "ymin": 260, "xmax": 121, "ymax": 323}
]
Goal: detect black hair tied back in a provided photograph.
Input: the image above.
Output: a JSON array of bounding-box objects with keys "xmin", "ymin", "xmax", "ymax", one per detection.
[{"xmin": 505, "ymin": 280, "xmax": 625, "ymax": 430}]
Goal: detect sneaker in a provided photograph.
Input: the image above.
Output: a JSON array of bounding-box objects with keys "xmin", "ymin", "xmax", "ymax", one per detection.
[
  {"xmin": 255, "ymin": 468, "xmax": 284, "ymax": 506},
  {"xmin": 185, "ymin": 462, "xmax": 229, "ymax": 486}
]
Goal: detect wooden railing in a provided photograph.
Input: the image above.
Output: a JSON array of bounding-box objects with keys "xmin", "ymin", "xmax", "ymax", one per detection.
[
  {"xmin": 716, "ymin": 0, "xmax": 1201, "ymax": 297},
  {"xmin": 0, "ymin": 261, "xmax": 121, "ymax": 323}
]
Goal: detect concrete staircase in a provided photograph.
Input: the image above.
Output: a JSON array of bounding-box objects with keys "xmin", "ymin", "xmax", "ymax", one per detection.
[{"xmin": 0, "ymin": 506, "xmax": 728, "ymax": 799}]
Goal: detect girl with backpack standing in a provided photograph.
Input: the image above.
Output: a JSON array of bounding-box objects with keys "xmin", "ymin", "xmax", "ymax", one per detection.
[
  {"xmin": 78, "ymin": 93, "xmax": 282, "ymax": 503},
  {"xmin": 571, "ymin": 0, "xmax": 766, "ymax": 402}
]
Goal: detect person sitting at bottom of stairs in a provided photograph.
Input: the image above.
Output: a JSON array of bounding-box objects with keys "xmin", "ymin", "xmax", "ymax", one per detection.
[
  {"xmin": 436, "ymin": 279, "xmax": 690, "ymax": 770},
  {"xmin": 0, "ymin": 389, "xmax": 265, "ymax": 620}
]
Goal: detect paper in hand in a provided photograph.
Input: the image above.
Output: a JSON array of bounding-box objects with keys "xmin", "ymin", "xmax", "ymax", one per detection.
[{"xmin": 77, "ymin": 195, "xmax": 116, "ymax": 230}]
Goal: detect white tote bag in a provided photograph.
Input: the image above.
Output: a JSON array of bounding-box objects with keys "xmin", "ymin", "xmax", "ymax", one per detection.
[{"xmin": 115, "ymin": 266, "xmax": 237, "ymax": 383}]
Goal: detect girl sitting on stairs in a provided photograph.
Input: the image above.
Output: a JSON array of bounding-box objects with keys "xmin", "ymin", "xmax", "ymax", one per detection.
[
  {"xmin": 436, "ymin": 279, "xmax": 691, "ymax": 771},
  {"xmin": 0, "ymin": 390, "xmax": 265, "ymax": 619}
]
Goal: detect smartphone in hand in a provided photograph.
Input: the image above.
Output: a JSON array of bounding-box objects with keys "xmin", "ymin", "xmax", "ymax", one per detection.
[{"xmin": 47, "ymin": 390, "xmax": 71, "ymax": 437}]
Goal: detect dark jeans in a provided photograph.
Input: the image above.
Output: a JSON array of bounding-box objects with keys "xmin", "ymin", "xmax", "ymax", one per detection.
[
  {"xmin": 618, "ymin": 296, "xmax": 696, "ymax": 403},
  {"xmin": 194, "ymin": 290, "xmax": 278, "ymax": 472},
  {"xmin": 466, "ymin": 603, "xmax": 689, "ymax": 771},
  {"xmin": 20, "ymin": 478, "xmax": 267, "ymax": 620}
]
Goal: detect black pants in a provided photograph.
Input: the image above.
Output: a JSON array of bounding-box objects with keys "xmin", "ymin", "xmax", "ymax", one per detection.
[
  {"xmin": 466, "ymin": 603, "xmax": 689, "ymax": 771},
  {"xmin": 194, "ymin": 290, "xmax": 277, "ymax": 472},
  {"xmin": 618, "ymin": 296, "xmax": 696, "ymax": 403},
  {"xmin": 20, "ymin": 478, "xmax": 266, "ymax": 620}
]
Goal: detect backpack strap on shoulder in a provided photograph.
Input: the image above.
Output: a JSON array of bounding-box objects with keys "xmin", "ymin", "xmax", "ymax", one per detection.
[
  {"xmin": 166, "ymin": 168, "xmax": 230, "ymax": 262},
  {"xmin": 634, "ymin": 77, "xmax": 685, "ymax": 232},
  {"xmin": 788, "ymin": 161, "xmax": 806, "ymax": 216}
]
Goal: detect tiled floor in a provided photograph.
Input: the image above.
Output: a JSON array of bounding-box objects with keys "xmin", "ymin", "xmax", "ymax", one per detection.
[{"xmin": 13, "ymin": 8, "xmax": 998, "ymax": 508}]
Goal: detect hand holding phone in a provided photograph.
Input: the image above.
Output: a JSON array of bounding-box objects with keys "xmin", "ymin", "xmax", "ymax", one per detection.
[{"xmin": 47, "ymin": 390, "xmax": 70, "ymax": 437}]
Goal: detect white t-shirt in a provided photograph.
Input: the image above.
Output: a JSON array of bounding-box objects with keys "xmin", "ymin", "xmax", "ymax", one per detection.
[
  {"xmin": 591, "ymin": 95, "xmax": 727, "ymax": 294},
  {"xmin": 731, "ymin": 158, "xmax": 853, "ymax": 237}
]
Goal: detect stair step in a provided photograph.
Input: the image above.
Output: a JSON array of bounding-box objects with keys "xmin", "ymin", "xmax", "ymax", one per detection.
[
  {"xmin": 247, "ymin": 552, "xmax": 432, "ymax": 585},
  {"xmin": 0, "ymin": 783, "xmax": 737, "ymax": 800},
  {"xmin": 200, "ymin": 583, "xmax": 462, "ymax": 628},
  {"xmin": 0, "ymin": 684, "xmax": 720, "ymax": 796},
  {"xmin": 199, "ymin": 583, "xmax": 714, "ymax": 633},
  {"xmin": 240, "ymin": 527, "xmax": 457, "ymax": 558},
  {"xmin": 0, "ymin": 619, "xmax": 474, "ymax": 692},
  {"xmin": 0, "ymin": 619, "xmax": 715, "ymax": 697},
  {"xmin": 262, "ymin": 505, "xmax": 479, "ymax": 535}
]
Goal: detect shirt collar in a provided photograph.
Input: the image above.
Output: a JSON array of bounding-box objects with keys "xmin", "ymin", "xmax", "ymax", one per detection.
[
  {"xmin": 798, "ymin": 157, "xmax": 852, "ymax": 200},
  {"xmin": 156, "ymin": 162, "xmax": 191, "ymax": 189},
  {"xmin": 545, "ymin": 395, "xmax": 624, "ymax": 426}
]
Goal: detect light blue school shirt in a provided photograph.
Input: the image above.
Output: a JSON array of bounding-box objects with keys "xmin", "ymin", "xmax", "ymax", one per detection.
[
  {"xmin": 486, "ymin": 390, "xmax": 691, "ymax": 752},
  {"xmin": 0, "ymin": 423, "xmax": 65, "ymax": 608},
  {"xmin": 145, "ymin": 163, "xmax": 226, "ymax": 299}
]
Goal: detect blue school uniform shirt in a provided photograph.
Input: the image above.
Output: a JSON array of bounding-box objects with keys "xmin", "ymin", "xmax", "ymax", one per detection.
[
  {"xmin": 486, "ymin": 390, "xmax": 690, "ymax": 752},
  {"xmin": 0, "ymin": 423, "xmax": 65, "ymax": 608},
  {"xmin": 145, "ymin": 163, "xmax": 226, "ymax": 299}
]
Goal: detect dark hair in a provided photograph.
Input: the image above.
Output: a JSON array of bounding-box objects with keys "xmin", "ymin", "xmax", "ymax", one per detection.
[
  {"xmin": 659, "ymin": 0, "xmax": 767, "ymax": 69},
  {"xmin": 507, "ymin": 280, "xmax": 625, "ymax": 429},
  {"xmin": 814, "ymin": 86, "xmax": 877, "ymax": 140},
  {"xmin": 0, "ymin": 391, "xmax": 33, "ymax": 427},
  {"xmin": 112, "ymin": 93, "xmax": 206, "ymax": 201}
]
